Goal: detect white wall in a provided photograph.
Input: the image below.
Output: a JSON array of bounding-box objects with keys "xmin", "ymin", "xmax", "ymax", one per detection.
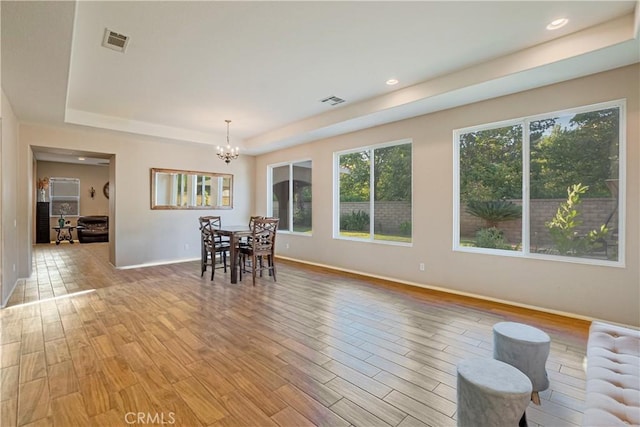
[
  {"xmin": 20, "ymin": 124, "xmax": 255, "ymax": 268},
  {"xmin": 1, "ymin": 90, "xmax": 20, "ymax": 307},
  {"xmin": 255, "ymin": 64, "xmax": 640, "ymax": 326}
]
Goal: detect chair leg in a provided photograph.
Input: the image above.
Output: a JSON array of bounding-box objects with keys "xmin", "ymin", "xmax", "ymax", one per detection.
[
  {"xmin": 270, "ymin": 255, "xmax": 276, "ymax": 282},
  {"xmin": 210, "ymin": 251, "xmax": 216, "ymax": 281},
  {"xmin": 223, "ymin": 250, "xmax": 227, "ymax": 272},
  {"xmin": 201, "ymin": 246, "xmax": 207, "ymax": 277},
  {"xmin": 252, "ymin": 254, "xmax": 257, "ymax": 286}
]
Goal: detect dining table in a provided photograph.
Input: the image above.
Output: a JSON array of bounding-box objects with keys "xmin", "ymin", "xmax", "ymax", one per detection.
[{"xmin": 215, "ymin": 225, "xmax": 252, "ymax": 284}]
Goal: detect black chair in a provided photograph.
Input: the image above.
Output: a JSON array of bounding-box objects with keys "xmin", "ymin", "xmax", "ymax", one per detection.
[
  {"xmin": 198, "ymin": 216, "xmax": 230, "ymax": 280},
  {"xmin": 239, "ymin": 218, "xmax": 279, "ymax": 286}
]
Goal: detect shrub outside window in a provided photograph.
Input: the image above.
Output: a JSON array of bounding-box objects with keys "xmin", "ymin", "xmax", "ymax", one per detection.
[
  {"xmin": 335, "ymin": 140, "xmax": 412, "ymax": 244},
  {"xmin": 268, "ymin": 160, "xmax": 312, "ymax": 233},
  {"xmin": 454, "ymin": 100, "xmax": 624, "ymax": 265}
]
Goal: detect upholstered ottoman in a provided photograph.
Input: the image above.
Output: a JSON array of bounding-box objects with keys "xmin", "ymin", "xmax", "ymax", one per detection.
[
  {"xmin": 493, "ymin": 321, "xmax": 550, "ymax": 405},
  {"xmin": 456, "ymin": 357, "xmax": 532, "ymax": 427}
]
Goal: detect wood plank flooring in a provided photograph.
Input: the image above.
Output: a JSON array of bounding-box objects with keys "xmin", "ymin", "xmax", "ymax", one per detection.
[{"xmin": 1, "ymin": 243, "xmax": 589, "ymax": 426}]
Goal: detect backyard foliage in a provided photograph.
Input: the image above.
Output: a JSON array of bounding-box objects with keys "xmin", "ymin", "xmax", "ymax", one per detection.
[
  {"xmin": 460, "ymin": 108, "xmax": 619, "ymax": 202},
  {"xmin": 545, "ymin": 183, "xmax": 609, "ymax": 255},
  {"xmin": 340, "ymin": 144, "xmax": 411, "ymax": 202},
  {"xmin": 340, "ymin": 210, "xmax": 370, "ymax": 232},
  {"xmin": 465, "ymin": 200, "xmax": 521, "ymax": 228},
  {"xmin": 475, "ymin": 227, "xmax": 512, "ymax": 250}
]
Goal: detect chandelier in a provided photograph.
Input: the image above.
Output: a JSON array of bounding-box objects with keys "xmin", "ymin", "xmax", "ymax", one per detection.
[{"xmin": 216, "ymin": 119, "xmax": 239, "ymax": 164}]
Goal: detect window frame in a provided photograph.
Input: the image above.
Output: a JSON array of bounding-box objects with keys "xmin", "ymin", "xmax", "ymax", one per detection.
[
  {"xmin": 453, "ymin": 99, "xmax": 626, "ymax": 267},
  {"xmin": 49, "ymin": 177, "xmax": 81, "ymax": 217},
  {"xmin": 333, "ymin": 138, "xmax": 413, "ymax": 246},
  {"xmin": 267, "ymin": 159, "xmax": 313, "ymax": 235}
]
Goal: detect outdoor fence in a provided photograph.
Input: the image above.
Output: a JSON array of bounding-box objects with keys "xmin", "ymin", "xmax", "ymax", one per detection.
[{"xmin": 460, "ymin": 198, "xmax": 618, "ymax": 248}]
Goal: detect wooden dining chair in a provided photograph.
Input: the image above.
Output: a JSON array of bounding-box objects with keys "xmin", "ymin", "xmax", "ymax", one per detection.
[
  {"xmin": 239, "ymin": 217, "xmax": 279, "ymax": 286},
  {"xmin": 198, "ymin": 216, "xmax": 230, "ymax": 280}
]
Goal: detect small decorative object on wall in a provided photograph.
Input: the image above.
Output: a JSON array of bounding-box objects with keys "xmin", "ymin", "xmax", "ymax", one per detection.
[
  {"xmin": 90, "ymin": 187, "xmax": 96, "ymax": 199},
  {"xmin": 37, "ymin": 176, "xmax": 49, "ymax": 202},
  {"xmin": 103, "ymin": 182, "xmax": 109, "ymax": 199}
]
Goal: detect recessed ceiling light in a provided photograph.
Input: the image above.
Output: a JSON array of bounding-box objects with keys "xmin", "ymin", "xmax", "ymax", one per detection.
[
  {"xmin": 546, "ymin": 18, "xmax": 568, "ymax": 30},
  {"xmin": 386, "ymin": 79, "xmax": 399, "ymax": 86},
  {"xmin": 78, "ymin": 157, "xmax": 85, "ymax": 161}
]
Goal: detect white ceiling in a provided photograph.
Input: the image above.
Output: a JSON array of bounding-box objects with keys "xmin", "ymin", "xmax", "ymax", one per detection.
[{"xmin": 2, "ymin": 1, "xmax": 639, "ymax": 158}]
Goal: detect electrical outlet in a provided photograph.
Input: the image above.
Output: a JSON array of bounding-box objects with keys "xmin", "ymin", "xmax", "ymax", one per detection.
[
  {"xmin": 184, "ymin": 243, "xmax": 189, "ymax": 251},
  {"xmin": 419, "ymin": 263, "xmax": 425, "ymax": 271},
  {"xmin": 285, "ymin": 243, "xmax": 290, "ymax": 249}
]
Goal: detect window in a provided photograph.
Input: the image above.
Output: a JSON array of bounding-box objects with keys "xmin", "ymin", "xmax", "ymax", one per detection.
[
  {"xmin": 455, "ymin": 100, "xmax": 624, "ymax": 265},
  {"xmin": 268, "ymin": 160, "xmax": 312, "ymax": 233},
  {"xmin": 335, "ymin": 140, "xmax": 412, "ymax": 244},
  {"xmin": 49, "ymin": 177, "xmax": 80, "ymax": 217}
]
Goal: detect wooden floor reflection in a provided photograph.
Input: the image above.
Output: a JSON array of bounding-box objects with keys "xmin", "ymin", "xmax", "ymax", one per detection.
[{"xmin": 1, "ymin": 243, "xmax": 588, "ymax": 426}]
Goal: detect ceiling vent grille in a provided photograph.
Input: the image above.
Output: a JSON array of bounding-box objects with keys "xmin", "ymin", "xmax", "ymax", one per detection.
[
  {"xmin": 320, "ymin": 96, "xmax": 346, "ymax": 106},
  {"xmin": 102, "ymin": 28, "xmax": 129, "ymax": 53}
]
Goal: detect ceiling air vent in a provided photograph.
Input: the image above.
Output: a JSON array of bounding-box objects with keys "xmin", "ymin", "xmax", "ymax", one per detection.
[
  {"xmin": 102, "ymin": 28, "xmax": 129, "ymax": 53},
  {"xmin": 320, "ymin": 96, "xmax": 346, "ymax": 106}
]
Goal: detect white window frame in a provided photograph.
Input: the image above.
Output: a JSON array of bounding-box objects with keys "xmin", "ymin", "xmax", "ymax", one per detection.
[
  {"xmin": 49, "ymin": 177, "xmax": 81, "ymax": 217},
  {"xmin": 267, "ymin": 159, "xmax": 313, "ymax": 235},
  {"xmin": 453, "ymin": 99, "xmax": 626, "ymax": 267},
  {"xmin": 333, "ymin": 139, "xmax": 413, "ymax": 246}
]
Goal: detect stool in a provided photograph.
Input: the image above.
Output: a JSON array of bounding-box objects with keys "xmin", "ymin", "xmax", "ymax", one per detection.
[
  {"xmin": 493, "ymin": 321, "xmax": 550, "ymax": 405},
  {"xmin": 457, "ymin": 357, "xmax": 532, "ymax": 427}
]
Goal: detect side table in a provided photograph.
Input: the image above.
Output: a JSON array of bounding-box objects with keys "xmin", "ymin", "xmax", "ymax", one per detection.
[{"xmin": 52, "ymin": 226, "xmax": 82, "ymax": 245}]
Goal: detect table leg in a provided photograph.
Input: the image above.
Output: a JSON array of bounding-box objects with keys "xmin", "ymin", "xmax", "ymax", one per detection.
[
  {"xmin": 230, "ymin": 234, "xmax": 239, "ymax": 284},
  {"xmin": 55, "ymin": 228, "xmax": 62, "ymax": 245},
  {"xmin": 69, "ymin": 227, "xmax": 75, "ymax": 244}
]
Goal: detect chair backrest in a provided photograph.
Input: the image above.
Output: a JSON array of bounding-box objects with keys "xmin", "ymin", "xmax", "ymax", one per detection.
[
  {"xmin": 251, "ymin": 218, "xmax": 279, "ymax": 255},
  {"xmin": 199, "ymin": 216, "xmax": 223, "ymax": 247},
  {"xmin": 248, "ymin": 215, "xmax": 264, "ymax": 229},
  {"xmin": 199, "ymin": 216, "xmax": 221, "ymax": 231}
]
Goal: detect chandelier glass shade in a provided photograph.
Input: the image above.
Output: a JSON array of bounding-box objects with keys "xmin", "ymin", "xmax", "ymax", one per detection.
[{"xmin": 216, "ymin": 120, "xmax": 239, "ymax": 164}]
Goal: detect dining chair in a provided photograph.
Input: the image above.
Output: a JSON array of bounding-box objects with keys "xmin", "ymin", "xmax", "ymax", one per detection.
[
  {"xmin": 198, "ymin": 216, "xmax": 230, "ymax": 280},
  {"xmin": 239, "ymin": 217, "xmax": 279, "ymax": 286}
]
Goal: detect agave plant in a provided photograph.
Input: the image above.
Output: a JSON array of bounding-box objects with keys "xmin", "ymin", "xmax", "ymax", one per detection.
[{"xmin": 465, "ymin": 200, "xmax": 522, "ymax": 228}]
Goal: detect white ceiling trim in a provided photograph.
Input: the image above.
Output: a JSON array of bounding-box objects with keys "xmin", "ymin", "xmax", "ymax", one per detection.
[{"xmin": 65, "ymin": 108, "xmax": 230, "ymax": 146}]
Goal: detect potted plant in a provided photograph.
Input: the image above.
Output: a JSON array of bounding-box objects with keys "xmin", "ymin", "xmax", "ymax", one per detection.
[{"xmin": 58, "ymin": 203, "xmax": 70, "ymax": 228}]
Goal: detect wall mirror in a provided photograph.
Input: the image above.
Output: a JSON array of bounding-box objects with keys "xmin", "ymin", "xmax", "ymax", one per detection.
[{"xmin": 151, "ymin": 168, "xmax": 233, "ymax": 210}]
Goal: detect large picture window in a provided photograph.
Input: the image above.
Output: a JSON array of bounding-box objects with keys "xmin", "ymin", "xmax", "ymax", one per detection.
[
  {"xmin": 335, "ymin": 140, "xmax": 412, "ymax": 244},
  {"xmin": 455, "ymin": 100, "xmax": 624, "ymax": 265},
  {"xmin": 268, "ymin": 160, "xmax": 312, "ymax": 233}
]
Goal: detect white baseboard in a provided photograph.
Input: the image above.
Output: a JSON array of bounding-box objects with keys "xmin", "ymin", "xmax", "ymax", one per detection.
[
  {"xmin": 116, "ymin": 257, "xmax": 200, "ymax": 270},
  {"xmin": 1, "ymin": 278, "xmax": 23, "ymax": 308}
]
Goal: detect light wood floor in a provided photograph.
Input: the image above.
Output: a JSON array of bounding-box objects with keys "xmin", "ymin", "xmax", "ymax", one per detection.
[{"xmin": 1, "ymin": 243, "xmax": 590, "ymax": 426}]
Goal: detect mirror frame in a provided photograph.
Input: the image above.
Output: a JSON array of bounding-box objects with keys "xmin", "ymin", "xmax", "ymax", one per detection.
[{"xmin": 150, "ymin": 167, "xmax": 233, "ymax": 210}]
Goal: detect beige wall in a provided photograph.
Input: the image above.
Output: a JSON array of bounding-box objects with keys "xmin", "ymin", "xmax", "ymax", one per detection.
[
  {"xmin": 36, "ymin": 161, "xmax": 110, "ymax": 241},
  {"xmin": 255, "ymin": 64, "xmax": 640, "ymax": 326},
  {"xmin": 1, "ymin": 90, "xmax": 20, "ymax": 307},
  {"xmin": 20, "ymin": 124, "xmax": 255, "ymax": 268}
]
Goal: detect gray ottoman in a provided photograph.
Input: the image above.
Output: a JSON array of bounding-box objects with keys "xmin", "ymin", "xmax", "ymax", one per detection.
[
  {"xmin": 493, "ymin": 321, "xmax": 551, "ymax": 405},
  {"xmin": 457, "ymin": 357, "xmax": 532, "ymax": 427}
]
